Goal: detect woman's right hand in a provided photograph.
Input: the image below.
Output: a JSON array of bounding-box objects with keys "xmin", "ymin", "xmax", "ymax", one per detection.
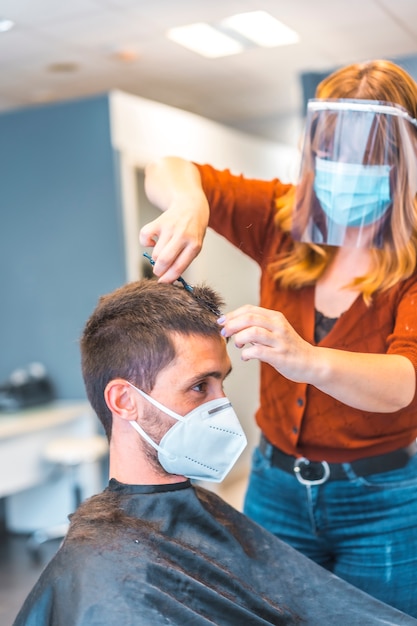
[{"xmin": 140, "ymin": 157, "xmax": 210, "ymax": 282}]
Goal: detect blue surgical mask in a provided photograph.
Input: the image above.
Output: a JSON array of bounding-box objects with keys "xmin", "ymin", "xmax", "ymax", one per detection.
[
  {"xmin": 128, "ymin": 383, "xmax": 247, "ymax": 482},
  {"xmin": 314, "ymin": 157, "xmax": 392, "ymax": 227}
]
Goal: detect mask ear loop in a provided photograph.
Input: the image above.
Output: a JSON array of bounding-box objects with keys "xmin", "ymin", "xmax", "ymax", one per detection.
[
  {"xmin": 127, "ymin": 382, "xmax": 181, "ymax": 461},
  {"xmin": 127, "ymin": 382, "xmax": 186, "ymax": 421},
  {"xmin": 129, "ymin": 420, "xmax": 177, "ymax": 462}
]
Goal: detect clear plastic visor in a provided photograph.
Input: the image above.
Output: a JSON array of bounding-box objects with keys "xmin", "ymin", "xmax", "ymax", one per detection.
[{"xmin": 292, "ymin": 99, "xmax": 417, "ymax": 248}]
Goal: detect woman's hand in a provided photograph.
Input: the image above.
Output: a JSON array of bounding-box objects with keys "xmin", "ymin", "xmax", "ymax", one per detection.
[
  {"xmin": 140, "ymin": 197, "xmax": 209, "ymax": 283},
  {"xmin": 218, "ymin": 305, "xmax": 316, "ymax": 383},
  {"xmin": 140, "ymin": 157, "xmax": 209, "ymax": 282},
  {"xmin": 218, "ymin": 304, "xmax": 416, "ymax": 412}
]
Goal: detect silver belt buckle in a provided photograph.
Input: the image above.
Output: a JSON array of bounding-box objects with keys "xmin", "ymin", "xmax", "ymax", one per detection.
[{"xmin": 294, "ymin": 457, "xmax": 330, "ymax": 485}]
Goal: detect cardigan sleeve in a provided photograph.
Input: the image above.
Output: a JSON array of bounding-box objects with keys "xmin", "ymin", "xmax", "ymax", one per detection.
[
  {"xmin": 387, "ymin": 273, "xmax": 417, "ymax": 375},
  {"xmin": 195, "ymin": 163, "xmax": 293, "ymax": 266}
]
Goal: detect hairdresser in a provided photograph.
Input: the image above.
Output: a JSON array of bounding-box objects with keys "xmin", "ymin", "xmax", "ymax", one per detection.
[{"xmin": 141, "ymin": 59, "xmax": 417, "ymax": 617}]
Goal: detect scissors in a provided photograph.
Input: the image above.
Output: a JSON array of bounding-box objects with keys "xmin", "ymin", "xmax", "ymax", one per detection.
[{"xmin": 143, "ymin": 252, "xmax": 193, "ymax": 292}]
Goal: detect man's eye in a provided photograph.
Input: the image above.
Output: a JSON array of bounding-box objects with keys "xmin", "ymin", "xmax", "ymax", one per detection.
[{"xmin": 192, "ymin": 382, "xmax": 207, "ymax": 393}]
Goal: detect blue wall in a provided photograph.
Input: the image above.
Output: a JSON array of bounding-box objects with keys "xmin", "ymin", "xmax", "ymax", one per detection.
[{"xmin": 0, "ymin": 94, "xmax": 126, "ymax": 399}]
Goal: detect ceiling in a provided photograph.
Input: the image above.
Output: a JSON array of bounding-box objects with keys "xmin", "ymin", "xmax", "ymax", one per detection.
[{"xmin": 1, "ymin": 0, "xmax": 417, "ymax": 144}]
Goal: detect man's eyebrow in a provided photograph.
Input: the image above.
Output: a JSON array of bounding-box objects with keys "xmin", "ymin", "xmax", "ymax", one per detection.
[{"xmin": 186, "ymin": 366, "xmax": 232, "ymax": 386}]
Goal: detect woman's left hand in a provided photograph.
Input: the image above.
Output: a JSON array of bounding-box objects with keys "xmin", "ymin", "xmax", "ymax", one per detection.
[
  {"xmin": 218, "ymin": 305, "xmax": 316, "ymax": 383},
  {"xmin": 218, "ymin": 304, "xmax": 415, "ymax": 412}
]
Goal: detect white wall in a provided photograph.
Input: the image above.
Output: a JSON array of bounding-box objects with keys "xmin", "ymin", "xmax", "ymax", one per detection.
[{"xmin": 109, "ymin": 90, "xmax": 299, "ymax": 479}]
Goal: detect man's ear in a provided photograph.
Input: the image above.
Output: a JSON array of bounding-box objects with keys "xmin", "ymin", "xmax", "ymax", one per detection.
[{"xmin": 104, "ymin": 379, "xmax": 138, "ymax": 421}]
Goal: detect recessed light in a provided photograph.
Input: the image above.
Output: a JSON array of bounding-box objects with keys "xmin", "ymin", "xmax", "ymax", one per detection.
[
  {"xmin": 111, "ymin": 47, "xmax": 139, "ymax": 63},
  {"xmin": 167, "ymin": 22, "xmax": 243, "ymax": 58},
  {"xmin": 47, "ymin": 62, "xmax": 79, "ymax": 73},
  {"xmin": 0, "ymin": 18, "xmax": 14, "ymax": 33}
]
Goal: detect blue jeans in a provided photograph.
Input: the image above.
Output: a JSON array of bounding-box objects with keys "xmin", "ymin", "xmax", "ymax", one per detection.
[{"xmin": 243, "ymin": 443, "xmax": 417, "ymax": 618}]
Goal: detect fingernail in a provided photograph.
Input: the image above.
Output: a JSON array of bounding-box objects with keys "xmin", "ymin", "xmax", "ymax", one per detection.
[{"xmin": 217, "ymin": 315, "xmax": 225, "ymax": 324}]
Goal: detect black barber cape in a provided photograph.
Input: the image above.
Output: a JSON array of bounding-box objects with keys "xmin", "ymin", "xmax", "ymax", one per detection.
[{"xmin": 13, "ymin": 479, "xmax": 417, "ymax": 626}]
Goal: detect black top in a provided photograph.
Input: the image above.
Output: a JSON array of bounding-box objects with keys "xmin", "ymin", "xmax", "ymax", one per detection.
[
  {"xmin": 315, "ymin": 309, "xmax": 338, "ymax": 343},
  {"xmin": 13, "ymin": 480, "xmax": 417, "ymax": 625}
]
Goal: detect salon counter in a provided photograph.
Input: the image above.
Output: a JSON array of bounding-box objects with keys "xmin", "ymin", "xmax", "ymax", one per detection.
[
  {"xmin": 1, "ymin": 401, "xmax": 105, "ymax": 533},
  {"xmin": 0, "ymin": 400, "xmax": 92, "ymax": 498}
]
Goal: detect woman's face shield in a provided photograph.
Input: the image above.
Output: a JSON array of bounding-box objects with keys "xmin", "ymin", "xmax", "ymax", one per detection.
[{"xmin": 292, "ymin": 99, "xmax": 417, "ymax": 248}]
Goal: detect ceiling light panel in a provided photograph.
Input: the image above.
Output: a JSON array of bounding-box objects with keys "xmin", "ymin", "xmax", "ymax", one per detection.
[
  {"xmin": 222, "ymin": 11, "xmax": 299, "ymax": 48},
  {"xmin": 167, "ymin": 22, "xmax": 243, "ymax": 58},
  {"xmin": 0, "ymin": 18, "xmax": 14, "ymax": 33}
]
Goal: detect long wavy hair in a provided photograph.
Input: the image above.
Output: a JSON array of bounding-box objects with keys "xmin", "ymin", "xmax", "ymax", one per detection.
[{"xmin": 270, "ymin": 59, "xmax": 417, "ymax": 303}]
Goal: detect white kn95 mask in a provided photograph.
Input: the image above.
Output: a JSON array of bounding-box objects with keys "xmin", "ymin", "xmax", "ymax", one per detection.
[{"xmin": 128, "ymin": 382, "xmax": 247, "ymax": 482}]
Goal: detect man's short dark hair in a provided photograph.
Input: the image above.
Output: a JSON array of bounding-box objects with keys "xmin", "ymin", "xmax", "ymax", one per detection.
[{"xmin": 80, "ymin": 279, "xmax": 224, "ymax": 438}]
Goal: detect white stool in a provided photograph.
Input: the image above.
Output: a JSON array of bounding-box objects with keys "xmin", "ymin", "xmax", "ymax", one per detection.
[{"xmin": 27, "ymin": 434, "xmax": 108, "ymax": 560}]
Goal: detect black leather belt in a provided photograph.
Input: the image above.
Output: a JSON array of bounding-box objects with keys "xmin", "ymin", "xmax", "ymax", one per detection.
[{"xmin": 259, "ymin": 435, "xmax": 417, "ymax": 485}]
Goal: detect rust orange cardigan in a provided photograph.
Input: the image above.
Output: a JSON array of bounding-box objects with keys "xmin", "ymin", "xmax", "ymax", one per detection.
[{"xmin": 197, "ymin": 163, "xmax": 417, "ymax": 462}]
